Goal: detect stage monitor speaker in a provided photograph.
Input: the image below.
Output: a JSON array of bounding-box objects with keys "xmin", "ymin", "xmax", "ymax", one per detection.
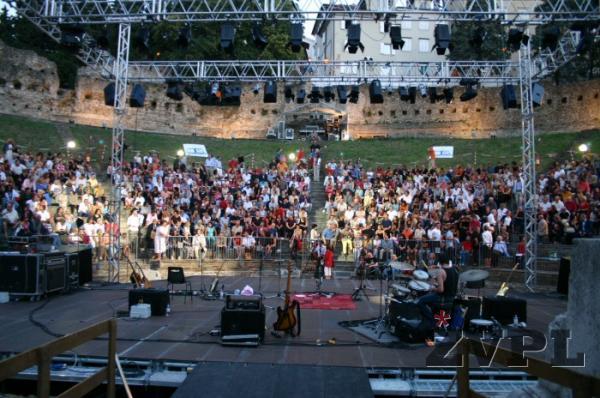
[
  {"xmin": 167, "ymin": 82, "xmax": 183, "ymax": 101},
  {"xmin": 128, "ymin": 289, "xmax": 170, "ymax": 316},
  {"xmin": 0, "ymin": 253, "xmax": 45, "ymax": 295},
  {"xmin": 501, "ymin": 84, "xmax": 518, "ymax": 109},
  {"xmin": 557, "ymin": 257, "xmax": 570, "ymax": 295},
  {"xmin": 264, "ymin": 81, "xmax": 277, "ymax": 103},
  {"xmin": 104, "ymin": 83, "xmax": 116, "ymax": 106},
  {"xmin": 130, "ymin": 84, "xmax": 146, "ymax": 108},
  {"xmin": 221, "ymin": 295, "xmax": 266, "ymax": 342},
  {"xmin": 337, "ymin": 86, "xmax": 348, "ymax": 104},
  {"xmin": 532, "ymin": 83, "xmax": 544, "ymax": 106},
  {"xmin": 45, "ymin": 253, "xmax": 66, "ymax": 293},
  {"xmin": 369, "ymin": 79, "xmax": 383, "ymax": 104},
  {"xmin": 482, "ymin": 296, "xmax": 527, "ymax": 325},
  {"xmin": 389, "ymin": 301, "xmax": 434, "ymax": 343}
]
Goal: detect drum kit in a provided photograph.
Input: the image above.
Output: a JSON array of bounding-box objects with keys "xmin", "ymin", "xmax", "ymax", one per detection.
[{"xmin": 387, "ymin": 261, "xmax": 432, "ymax": 302}]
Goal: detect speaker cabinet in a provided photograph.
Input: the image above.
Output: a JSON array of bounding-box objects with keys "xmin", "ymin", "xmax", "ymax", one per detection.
[
  {"xmin": 0, "ymin": 253, "xmax": 46, "ymax": 296},
  {"xmin": 65, "ymin": 253, "xmax": 80, "ymax": 291},
  {"xmin": 167, "ymin": 82, "xmax": 183, "ymax": 101},
  {"xmin": 221, "ymin": 295, "xmax": 266, "ymax": 341},
  {"xmin": 104, "ymin": 83, "xmax": 116, "ymax": 106},
  {"xmin": 78, "ymin": 248, "xmax": 93, "ymax": 285},
  {"xmin": 501, "ymin": 85, "xmax": 518, "ymax": 109},
  {"xmin": 337, "ymin": 86, "xmax": 348, "ymax": 104},
  {"xmin": 128, "ymin": 289, "xmax": 170, "ymax": 316},
  {"xmin": 369, "ymin": 80, "xmax": 383, "ymax": 104},
  {"xmin": 45, "ymin": 252, "xmax": 66, "ymax": 293},
  {"xmin": 482, "ymin": 296, "xmax": 527, "ymax": 325},
  {"xmin": 532, "ymin": 83, "xmax": 544, "ymax": 106},
  {"xmin": 557, "ymin": 257, "xmax": 570, "ymax": 295},
  {"xmin": 130, "ymin": 84, "xmax": 146, "ymax": 108},
  {"xmin": 264, "ymin": 81, "xmax": 277, "ymax": 103}
]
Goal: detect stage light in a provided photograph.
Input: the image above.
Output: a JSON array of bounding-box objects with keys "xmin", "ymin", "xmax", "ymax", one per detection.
[
  {"xmin": 337, "ymin": 86, "xmax": 348, "ymax": 104},
  {"xmin": 177, "ymin": 25, "xmax": 192, "ymax": 48},
  {"xmin": 252, "ymin": 23, "xmax": 269, "ymax": 49},
  {"xmin": 211, "ymin": 82, "xmax": 220, "ymax": 95},
  {"xmin": 460, "ymin": 85, "xmax": 478, "ymax": 102},
  {"xmin": 578, "ymin": 143, "xmax": 589, "ymax": 153},
  {"xmin": 541, "ymin": 26, "xmax": 560, "ymax": 51},
  {"xmin": 434, "ymin": 24, "xmax": 451, "ymax": 55},
  {"xmin": 60, "ymin": 26, "xmax": 85, "ymax": 48},
  {"xmin": 220, "ymin": 23, "xmax": 235, "ymax": 50},
  {"xmin": 349, "ymin": 85, "xmax": 360, "ymax": 104},
  {"xmin": 129, "ymin": 84, "xmax": 146, "ymax": 108},
  {"xmin": 323, "ymin": 86, "xmax": 335, "ymax": 102},
  {"xmin": 369, "ymin": 80, "xmax": 383, "ymax": 104},
  {"xmin": 284, "ymin": 85, "xmax": 295, "ymax": 103},
  {"xmin": 428, "ymin": 87, "xmax": 438, "ymax": 103},
  {"xmin": 296, "ymin": 88, "xmax": 306, "ymax": 104},
  {"xmin": 399, "ymin": 87, "xmax": 409, "ymax": 101},
  {"xmin": 532, "ymin": 83, "xmax": 544, "ymax": 107},
  {"xmin": 418, "ymin": 84, "xmax": 427, "ymax": 98},
  {"xmin": 408, "ymin": 87, "xmax": 417, "ymax": 104},
  {"xmin": 264, "ymin": 81, "xmax": 277, "ymax": 103},
  {"xmin": 345, "ymin": 23, "xmax": 364, "ymax": 54},
  {"xmin": 136, "ymin": 26, "xmax": 151, "ymax": 51},
  {"xmin": 222, "ymin": 86, "xmax": 242, "ymax": 106},
  {"xmin": 166, "ymin": 80, "xmax": 183, "ymax": 101},
  {"xmin": 177, "ymin": 149, "xmax": 185, "ymax": 157},
  {"xmin": 288, "ymin": 152, "xmax": 296, "ymax": 161},
  {"xmin": 500, "ymin": 84, "xmax": 517, "ymax": 109},
  {"xmin": 507, "ymin": 28, "xmax": 529, "ymax": 52},
  {"xmin": 252, "ymin": 84, "xmax": 261, "ymax": 95},
  {"xmin": 443, "ymin": 87, "xmax": 454, "ymax": 104},
  {"xmin": 309, "ymin": 87, "xmax": 322, "ymax": 103},
  {"xmin": 390, "ymin": 26, "xmax": 405, "ymax": 50},
  {"xmin": 67, "ymin": 140, "xmax": 76, "ymax": 149},
  {"xmin": 288, "ymin": 23, "xmax": 309, "ymax": 53}
]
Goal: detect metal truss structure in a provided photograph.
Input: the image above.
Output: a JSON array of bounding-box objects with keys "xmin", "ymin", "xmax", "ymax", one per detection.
[
  {"xmin": 27, "ymin": 0, "xmax": 600, "ymax": 23},
  {"xmin": 15, "ymin": 0, "xmax": 598, "ymax": 289}
]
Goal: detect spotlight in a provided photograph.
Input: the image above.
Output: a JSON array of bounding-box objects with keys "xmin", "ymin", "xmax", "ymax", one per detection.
[
  {"xmin": 323, "ymin": 86, "xmax": 335, "ymax": 102},
  {"xmin": 296, "ymin": 88, "xmax": 306, "ymax": 104},
  {"xmin": 578, "ymin": 143, "xmax": 589, "ymax": 153},
  {"xmin": 66, "ymin": 140, "xmax": 76, "ymax": 149},
  {"xmin": 136, "ymin": 26, "xmax": 151, "ymax": 51},
  {"xmin": 349, "ymin": 85, "xmax": 360, "ymax": 104},
  {"xmin": 443, "ymin": 87, "xmax": 454, "ymax": 103},
  {"xmin": 531, "ymin": 83, "xmax": 544, "ymax": 107},
  {"xmin": 460, "ymin": 85, "xmax": 478, "ymax": 102},
  {"xmin": 166, "ymin": 80, "xmax": 183, "ymax": 101},
  {"xmin": 264, "ymin": 81, "xmax": 277, "ymax": 103},
  {"xmin": 390, "ymin": 26, "xmax": 405, "ymax": 50},
  {"xmin": 252, "ymin": 23, "xmax": 269, "ymax": 49},
  {"xmin": 428, "ymin": 87, "xmax": 438, "ymax": 103},
  {"xmin": 211, "ymin": 82, "xmax": 220, "ymax": 95},
  {"xmin": 434, "ymin": 24, "xmax": 451, "ymax": 55},
  {"xmin": 309, "ymin": 87, "xmax": 322, "ymax": 103},
  {"xmin": 399, "ymin": 87, "xmax": 410, "ymax": 101},
  {"xmin": 252, "ymin": 84, "xmax": 261, "ymax": 95},
  {"xmin": 418, "ymin": 84, "xmax": 427, "ymax": 98},
  {"xmin": 284, "ymin": 85, "xmax": 295, "ymax": 103},
  {"xmin": 369, "ymin": 80, "xmax": 383, "ymax": 104},
  {"xmin": 541, "ymin": 26, "xmax": 560, "ymax": 51},
  {"xmin": 507, "ymin": 28, "xmax": 529, "ymax": 52},
  {"xmin": 408, "ymin": 87, "xmax": 417, "ymax": 104},
  {"xmin": 337, "ymin": 86, "xmax": 348, "ymax": 104},
  {"xmin": 220, "ymin": 23, "xmax": 235, "ymax": 50},
  {"xmin": 345, "ymin": 23, "xmax": 364, "ymax": 54},
  {"xmin": 288, "ymin": 23, "xmax": 309, "ymax": 53},
  {"xmin": 222, "ymin": 85, "xmax": 242, "ymax": 106},
  {"xmin": 177, "ymin": 149, "xmax": 185, "ymax": 157},
  {"xmin": 60, "ymin": 26, "xmax": 85, "ymax": 48},
  {"xmin": 177, "ymin": 25, "xmax": 192, "ymax": 48},
  {"xmin": 288, "ymin": 152, "xmax": 296, "ymax": 161}
]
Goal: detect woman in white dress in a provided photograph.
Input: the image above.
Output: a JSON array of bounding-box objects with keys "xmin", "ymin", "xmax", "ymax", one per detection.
[{"xmin": 154, "ymin": 219, "xmax": 169, "ymax": 259}]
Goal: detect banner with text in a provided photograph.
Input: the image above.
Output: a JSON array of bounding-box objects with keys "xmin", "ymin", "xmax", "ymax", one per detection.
[
  {"xmin": 433, "ymin": 146, "xmax": 454, "ymax": 159},
  {"xmin": 183, "ymin": 143, "xmax": 209, "ymax": 158}
]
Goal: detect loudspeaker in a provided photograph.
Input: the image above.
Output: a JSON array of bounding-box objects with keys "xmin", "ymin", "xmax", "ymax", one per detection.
[
  {"xmin": 434, "ymin": 24, "xmax": 451, "ymax": 55},
  {"xmin": 532, "ymin": 83, "xmax": 544, "ymax": 106},
  {"xmin": 296, "ymin": 88, "xmax": 306, "ymax": 104},
  {"xmin": 252, "ymin": 23, "xmax": 268, "ymax": 48},
  {"xmin": 337, "ymin": 86, "xmax": 348, "ymax": 104},
  {"xmin": 0, "ymin": 253, "xmax": 45, "ymax": 295},
  {"xmin": 128, "ymin": 289, "xmax": 170, "ymax": 316},
  {"xmin": 323, "ymin": 86, "xmax": 334, "ymax": 102},
  {"xmin": 288, "ymin": 23, "xmax": 305, "ymax": 52},
  {"xmin": 460, "ymin": 85, "xmax": 478, "ymax": 102},
  {"xmin": 408, "ymin": 87, "xmax": 417, "ymax": 103},
  {"xmin": 104, "ymin": 83, "xmax": 116, "ymax": 106},
  {"xmin": 309, "ymin": 87, "xmax": 321, "ymax": 103},
  {"xmin": 65, "ymin": 253, "xmax": 79, "ymax": 291},
  {"xmin": 45, "ymin": 252, "xmax": 66, "ymax": 293},
  {"xmin": 284, "ymin": 85, "xmax": 294, "ymax": 102},
  {"xmin": 221, "ymin": 295, "xmax": 266, "ymax": 341},
  {"xmin": 223, "ymin": 86, "xmax": 242, "ymax": 105},
  {"xmin": 557, "ymin": 257, "xmax": 570, "ymax": 295},
  {"xmin": 129, "ymin": 84, "xmax": 146, "ymax": 108},
  {"xmin": 167, "ymin": 82, "xmax": 183, "ymax": 101},
  {"xmin": 220, "ymin": 23, "xmax": 235, "ymax": 50},
  {"xmin": 482, "ymin": 296, "xmax": 527, "ymax": 325},
  {"xmin": 77, "ymin": 248, "xmax": 93, "ymax": 285},
  {"xmin": 369, "ymin": 79, "xmax": 383, "ymax": 104},
  {"xmin": 390, "ymin": 26, "xmax": 404, "ymax": 50},
  {"xmin": 349, "ymin": 85, "xmax": 360, "ymax": 103},
  {"xmin": 264, "ymin": 81, "xmax": 277, "ymax": 103},
  {"xmin": 501, "ymin": 84, "xmax": 517, "ymax": 109},
  {"xmin": 389, "ymin": 301, "xmax": 434, "ymax": 343},
  {"xmin": 346, "ymin": 24, "xmax": 364, "ymax": 53}
]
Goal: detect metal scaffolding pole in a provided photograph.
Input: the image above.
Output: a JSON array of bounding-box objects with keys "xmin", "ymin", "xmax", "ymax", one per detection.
[
  {"xmin": 108, "ymin": 23, "xmax": 131, "ymax": 283},
  {"xmin": 519, "ymin": 37, "xmax": 538, "ymax": 291}
]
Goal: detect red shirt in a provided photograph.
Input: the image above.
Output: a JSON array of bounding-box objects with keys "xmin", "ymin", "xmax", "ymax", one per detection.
[{"xmin": 324, "ymin": 250, "xmax": 335, "ymax": 267}]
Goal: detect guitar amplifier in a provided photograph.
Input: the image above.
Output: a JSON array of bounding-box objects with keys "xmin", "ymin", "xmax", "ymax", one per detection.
[
  {"xmin": 77, "ymin": 248, "xmax": 93, "ymax": 285},
  {"xmin": 64, "ymin": 253, "xmax": 80, "ymax": 292},
  {"xmin": 482, "ymin": 296, "xmax": 527, "ymax": 325},
  {"xmin": 45, "ymin": 252, "xmax": 66, "ymax": 293},
  {"xmin": 128, "ymin": 289, "xmax": 170, "ymax": 316},
  {"xmin": 221, "ymin": 295, "xmax": 265, "ymax": 343},
  {"xmin": 0, "ymin": 253, "xmax": 46, "ymax": 297}
]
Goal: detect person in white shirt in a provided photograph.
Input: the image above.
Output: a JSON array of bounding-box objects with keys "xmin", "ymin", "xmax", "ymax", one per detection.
[
  {"xmin": 481, "ymin": 226, "xmax": 494, "ymax": 267},
  {"xmin": 427, "ymin": 222, "xmax": 442, "ymax": 241}
]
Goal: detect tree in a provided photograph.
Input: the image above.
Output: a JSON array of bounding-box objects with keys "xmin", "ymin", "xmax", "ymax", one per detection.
[{"xmin": 448, "ymin": 21, "xmax": 508, "ymax": 61}]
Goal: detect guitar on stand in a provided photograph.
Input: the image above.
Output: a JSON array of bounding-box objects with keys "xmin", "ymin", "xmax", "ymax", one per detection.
[
  {"xmin": 273, "ymin": 261, "xmax": 301, "ymax": 336},
  {"xmin": 127, "ymin": 256, "xmax": 152, "ymax": 288},
  {"xmin": 496, "ymin": 262, "xmax": 520, "ymax": 297}
]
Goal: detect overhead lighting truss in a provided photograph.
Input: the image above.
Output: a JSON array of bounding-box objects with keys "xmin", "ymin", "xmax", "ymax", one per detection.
[{"xmin": 22, "ymin": 0, "xmax": 600, "ymax": 23}]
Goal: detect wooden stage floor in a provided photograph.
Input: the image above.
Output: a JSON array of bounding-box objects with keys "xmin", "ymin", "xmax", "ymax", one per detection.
[{"xmin": 0, "ymin": 276, "xmax": 566, "ymax": 369}]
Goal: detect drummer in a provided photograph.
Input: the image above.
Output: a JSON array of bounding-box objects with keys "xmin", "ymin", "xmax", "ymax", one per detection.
[{"xmin": 416, "ymin": 261, "xmax": 459, "ymax": 324}]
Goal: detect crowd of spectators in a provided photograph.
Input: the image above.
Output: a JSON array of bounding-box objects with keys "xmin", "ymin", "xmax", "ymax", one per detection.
[{"xmin": 312, "ymin": 158, "xmax": 599, "ymax": 268}]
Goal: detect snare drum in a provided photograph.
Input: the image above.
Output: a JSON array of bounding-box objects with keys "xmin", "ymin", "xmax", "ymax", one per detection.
[
  {"xmin": 470, "ymin": 318, "xmax": 494, "ymax": 339},
  {"xmin": 413, "ymin": 270, "xmax": 430, "ymax": 281},
  {"xmin": 392, "ymin": 284, "xmax": 411, "ymax": 297},
  {"xmin": 408, "ymin": 280, "xmax": 431, "ymax": 293}
]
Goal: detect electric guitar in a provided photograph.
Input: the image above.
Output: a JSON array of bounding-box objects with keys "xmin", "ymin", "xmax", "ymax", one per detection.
[
  {"xmin": 273, "ymin": 261, "xmax": 301, "ymax": 336},
  {"xmin": 496, "ymin": 262, "xmax": 520, "ymax": 297}
]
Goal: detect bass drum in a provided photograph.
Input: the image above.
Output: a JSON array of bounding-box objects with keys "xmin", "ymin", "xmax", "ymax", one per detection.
[{"xmin": 388, "ymin": 301, "xmax": 434, "ymax": 343}]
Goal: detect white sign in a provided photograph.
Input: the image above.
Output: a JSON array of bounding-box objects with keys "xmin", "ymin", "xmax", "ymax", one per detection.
[
  {"xmin": 433, "ymin": 146, "xmax": 454, "ymax": 159},
  {"xmin": 183, "ymin": 143, "xmax": 208, "ymax": 158}
]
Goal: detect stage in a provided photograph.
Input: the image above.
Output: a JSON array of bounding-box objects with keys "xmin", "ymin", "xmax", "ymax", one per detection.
[{"xmin": 0, "ymin": 276, "xmax": 566, "ymax": 369}]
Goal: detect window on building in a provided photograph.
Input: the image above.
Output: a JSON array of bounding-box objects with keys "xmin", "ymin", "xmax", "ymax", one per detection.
[
  {"xmin": 419, "ymin": 21, "xmax": 429, "ymax": 30},
  {"xmin": 340, "ymin": 21, "xmax": 345, "ymax": 30},
  {"xmin": 379, "ymin": 21, "xmax": 385, "ymax": 33},
  {"xmin": 419, "ymin": 38, "xmax": 429, "ymax": 52},
  {"xmin": 402, "ymin": 37, "xmax": 413, "ymax": 51},
  {"xmin": 394, "ymin": 0, "xmax": 408, "ymax": 8},
  {"xmin": 402, "ymin": 20, "xmax": 412, "ymax": 30},
  {"xmin": 380, "ymin": 43, "xmax": 396, "ymax": 55}
]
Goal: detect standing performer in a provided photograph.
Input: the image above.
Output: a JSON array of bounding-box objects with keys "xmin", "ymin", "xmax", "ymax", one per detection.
[{"xmin": 323, "ymin": 244, "xmax": 335, "ymax": 280}]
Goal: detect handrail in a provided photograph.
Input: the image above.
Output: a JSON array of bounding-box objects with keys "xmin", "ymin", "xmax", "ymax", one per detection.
[
  {"xmin": 0, "ymin": 319, "xmax": 117, "ymax": 398},
  {"xmin": 457, "ymin": 337, "xmax": 600, "ymax": 398}
]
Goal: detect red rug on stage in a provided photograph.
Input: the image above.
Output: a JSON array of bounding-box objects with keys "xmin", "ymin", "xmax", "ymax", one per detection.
[{"xmin": 291, "ymin": 293, "xmax": 357, "ymax": 310}]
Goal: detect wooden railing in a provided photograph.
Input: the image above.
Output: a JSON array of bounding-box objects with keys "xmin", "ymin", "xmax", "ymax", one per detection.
[
  {"xmin": 457, "ymin": 337, "xmax": 600, "ymax": 398},
  {"xmin": 0, "ymin": 319, "xmax": 117, "ymax": 398}
]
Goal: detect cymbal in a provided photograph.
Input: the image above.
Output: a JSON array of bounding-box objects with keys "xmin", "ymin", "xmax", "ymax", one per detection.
[
  {"xmin": 459, "ymin": 269, "xmax": 489, "ymax": 283},
  {"xmin": 389, "ymin": 261, "xmax": 415, "ymax": 271}
]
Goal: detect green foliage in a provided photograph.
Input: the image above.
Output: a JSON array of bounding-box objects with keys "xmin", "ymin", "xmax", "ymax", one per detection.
[{"xmin": 448, "ymin": 21, "xmax": 508, "ymax": 61}]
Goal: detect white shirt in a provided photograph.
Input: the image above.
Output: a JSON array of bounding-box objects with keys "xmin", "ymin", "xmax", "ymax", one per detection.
[{"xmin": 482, "ymin": 230, "xmax": 493, "ymax": 247}]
